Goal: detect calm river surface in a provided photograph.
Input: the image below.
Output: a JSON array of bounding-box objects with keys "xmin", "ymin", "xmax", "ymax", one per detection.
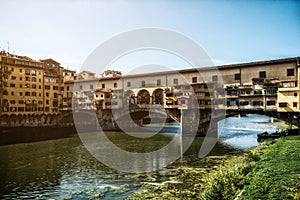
[{"xmin": 0, "ymin": 114, "xmax": 283, "ymax": 199}]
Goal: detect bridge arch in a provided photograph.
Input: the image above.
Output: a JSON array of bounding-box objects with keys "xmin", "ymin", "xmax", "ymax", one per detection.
[
  {"xmin": 137, "ymin": 89, "xmax": 150, "ymax": 104},
  {"xmin": 124, "ymin": 90, "xmax": 135, "ymax": 105},
  {"xmin": 152, "ymin": 88, "xmax": 164, "ymax": 105}
]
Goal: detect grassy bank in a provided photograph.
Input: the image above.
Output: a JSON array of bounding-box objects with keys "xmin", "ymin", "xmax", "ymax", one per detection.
[
  {"xmin": 241, "ymin": 136, "xmax": 300, "ymax": 199},
  {"xmin": 127, "ymin": 136, "xmax": 300, "ymax": 199}
]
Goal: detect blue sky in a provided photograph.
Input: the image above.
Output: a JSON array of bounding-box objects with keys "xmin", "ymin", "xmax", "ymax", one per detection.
[{"xmin": 0, "ymin": 0, "xmax": 299, "ymax": 74}]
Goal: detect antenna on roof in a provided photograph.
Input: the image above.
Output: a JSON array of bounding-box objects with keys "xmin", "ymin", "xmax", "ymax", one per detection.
[{"xmin": 7, "ymin": 41, "xmax": 10, "ymax": 52}]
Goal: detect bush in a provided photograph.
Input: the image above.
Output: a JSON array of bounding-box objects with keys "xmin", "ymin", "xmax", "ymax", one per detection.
[{"xmin": 199, "ymin": 155, "xmax": 257, "ymax": 200}]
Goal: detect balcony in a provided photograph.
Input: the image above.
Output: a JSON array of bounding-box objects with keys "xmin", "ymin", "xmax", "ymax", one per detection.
[
  {"xmin": 238, "ymin": 84, "xmax": 253, "ymax": 89},
  {"xmin": 278, "ymin": 87, "xmax": 298, "ymax": 92}
]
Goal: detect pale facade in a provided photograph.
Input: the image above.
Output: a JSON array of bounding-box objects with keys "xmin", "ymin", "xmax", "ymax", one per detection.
[{"xmin": 93, "ymin": 57, "xmax": 300, "ymax": 113}]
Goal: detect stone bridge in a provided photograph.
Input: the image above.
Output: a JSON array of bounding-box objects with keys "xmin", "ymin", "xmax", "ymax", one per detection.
[{"xmin": 1, "ymin": 107, "xmax": 299, "ymax": 136}]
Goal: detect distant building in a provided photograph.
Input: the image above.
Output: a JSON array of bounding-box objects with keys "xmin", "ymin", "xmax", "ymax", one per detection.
[
  {"xmin": 101, "ymin": 70, "xmax": 122, "ymax": 78},
  {"xmin": 0, "ymin": 51, "xmax": 77, "ymax": 116},
  {"xmin": 1, "ymin": 51, "xmax": 299, "ymax": 116},
  {"xmin": 92, "ymin": 57, "xmax": 300, "ymax": 113}
]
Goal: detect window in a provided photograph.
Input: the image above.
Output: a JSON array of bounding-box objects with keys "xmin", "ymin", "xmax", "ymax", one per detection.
[
  {"xmin": 90, "ymin": 84, "xmax": 93, "ymax": 90},
  {"xmin": 294, "ymin": 93, "xmax": 298, "ymax": 97},
  {"xmin": 25, "ymin": 69, "xmax": 30, "ymax": 75},
  {"xmin": 240, "ymin": 90, "xmax": 251, "ymax": 95},
  {"xmin": 45, "ymin": 85, "xmax": 50, "ymax": 90},
  {"xmin": 19, "ymin": 100, "xmax": 24, "ymax": 104},
  {"xmin": 32, "ymin": 84, "xmax": 36, "ymax": 88},
  {"xmin": 287, "ymin": 69, "xmax": 294, "ymax": 76},
  {"xmin": 10, "ymin": 84, "xmax": 15, "ymax": 87},
  {"xmin": 25, "ymin": 77, "xmax": 30, "ymax": 81},
  {"xmin": 29, "ymin": 62, "xmax": 36, "ymax": 67},
  {"xmin": 19, "ymin": 69, "xmax": 22, "ymax": 73},
  {"xmin": 19, "ymin": 92, "xmax": 22, "ymax": 96},
  {"xmin": 39, "ymin": 79, "xmax": 41, "ymax": 83},
  {"xmin": 265, "ymin": 89, "xmax": 277, "ymax": 95},
  {"xmin": 20, "ymin": 77, "xmax": 22, "ymax": 81},
  {"xmin": 279, "ymin": 102, "xmax": 287, "ymax": 107},
  {"xmin": 227, "ymin": 99, "xmax": 238, "ymax": 106},
  {"xmin": 127, "ymin": 82, "xmax": 131, "ymax": 87},
  {"xmin": 192, "ymin": 77, "xmax": 197, "ymax": 83},
  {"xmin": 53, "ymin": 86, "xmax": 58, "ymax": 90},
  {"xmin": 25, "ymin": 83, "xmax": 30, "ymax": 88},
  {"xmin": 46, "ymin": 92, "xmax": 49, "ymax": 97},
  {"xmin": 79, "ymin": 85, "xmax": 82, "ymax": 90},
  {"xmin": 102, "ymin": 84, "xmax": 105, "ymax": 88},
  {"xmin": 38, "ymin": 101, "xmax": 43, "ymax": 104},
  {"xmin": 234, "ymin": 73, "xmax": 241, "ymax": 80},
  {"xmin": 157, "ymin": 79, "xmax": 161, "ymax": 86},
  {"xmin": 253, "ymin": 101, "xmax": 263, "ymax": 106},
  {"xmin": 53, "ymin": 101, "xmax": 58, "ymax": 107},
  {"xmin": 293, "ymin": 102, "xmax": 297, "ymax": 107},
  {"xmin": 240, "ymin": 101, "xmax": 249, "ymax": 106},
  {"xmin": 254, "ymin": 90, "xmax": 262, "ymax": 95},
  {"xmin": 205, "ymin": 92, "xmax": 213, "ymax": 96},
  {"xmin": 259, "ymin": 71, "xmax": 266, "ymax": 78},
  {"xmin": 227, "ymin": 90, "xmax": 238, "ymax": 95},
  {"xmin": 54, "ymin": 93, "xmax": 58, "ymax": 98},
  {"xmin": 212, "ymin": 75, "xmax": 218, "ymax": 82},
  {"xmin": 32, "ymin": 92, "xmax": 36, "ymax": 96},
  {"xmin": 31, "ymin": 70, "xmax": 36, "ymax": 75},
  {"xmin": 67, "ymin": 86, "xmax": 69, "ymax": 91},
  {"xmin": 46, "ymin": 100, "xmax": 49, "ymax": 105},
  {"xmin": 173, "ymin": 78, "xmax": 178, "ymax": 85},
  {"xmin": 11, "ymin": 76, "xmax": 16, "ymax": 80},
  {"xmin": 32, "ymin": 77, "xmax": 36, "ymax": 82},
  {"xmin": 141, "ymin": 81, "xmax": 145, "ymax": 87},
  {"xmin": 196, "ymin": 92, "xmax": 204, "ymax": 96},
  {"xmin": 25, "ymin": 92, "xmax": 30, "ymax": 96},
  {"xmin": 10, "ymin": 100, "xmax": 16, "ymax": 104},
  {"xmin": 11, "ymin": 92, "xmax": 14, "ymax": 96},
  {"xmin": 11, "ymin": 68, "xmax": 14, "ymax": 72},
  {"xmin": 114, "ymin": 83, "xmax": 117, "ymax": 88}
]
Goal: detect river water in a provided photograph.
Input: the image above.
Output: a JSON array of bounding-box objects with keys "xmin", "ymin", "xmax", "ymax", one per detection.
[{"xmin": 0, "ymin": 114, "xmax": 283, "ymax": 199}]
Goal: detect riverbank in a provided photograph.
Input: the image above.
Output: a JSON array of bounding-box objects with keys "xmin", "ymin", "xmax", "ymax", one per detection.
[
  {"xmin": 127, "ymin": 136, "xmax": 300, "ymax": 199},
  {"xmin": 0, "ymin": 126, "xmax": 76, "ymax": 145}
]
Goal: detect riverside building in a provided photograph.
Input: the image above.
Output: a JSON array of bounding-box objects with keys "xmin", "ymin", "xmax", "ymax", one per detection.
[{"xmin": 0, "ymin": 51, "xmax": 76, "ymax": 116}]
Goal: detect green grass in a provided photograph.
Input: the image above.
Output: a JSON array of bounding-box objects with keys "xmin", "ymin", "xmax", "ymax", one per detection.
[
  {"xmin": 199, "ymin": 140, "xmax": 272, "ymax": 200},
  {"xmin": 200, "ymin": 137, "xmax": 300, "ymax": 200},
  {"xmin": 127, "ymin": 136, "xmax": 300, "ymax": 199},
  {"xmin": 241, "ymin": 136, "xmax": 300, "ymax": 199}
]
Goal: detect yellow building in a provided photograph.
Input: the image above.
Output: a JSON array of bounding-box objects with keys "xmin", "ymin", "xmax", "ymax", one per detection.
[
  {"xmin": 0, "ymin": 51, "xmax": 44, "ymax": 115},
  {"xmin": 0, "ymin": 51, "xmax": 75, "ymax": 116}
]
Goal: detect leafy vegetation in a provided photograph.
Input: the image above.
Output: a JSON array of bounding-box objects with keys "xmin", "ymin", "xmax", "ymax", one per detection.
[
  {"xmin": 242, "ymin": 136, "xmax": 300, "ymax": 199},
  {"xmin": 127, "ymin": 136, "xmax": 300, "ymax": 199}
]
